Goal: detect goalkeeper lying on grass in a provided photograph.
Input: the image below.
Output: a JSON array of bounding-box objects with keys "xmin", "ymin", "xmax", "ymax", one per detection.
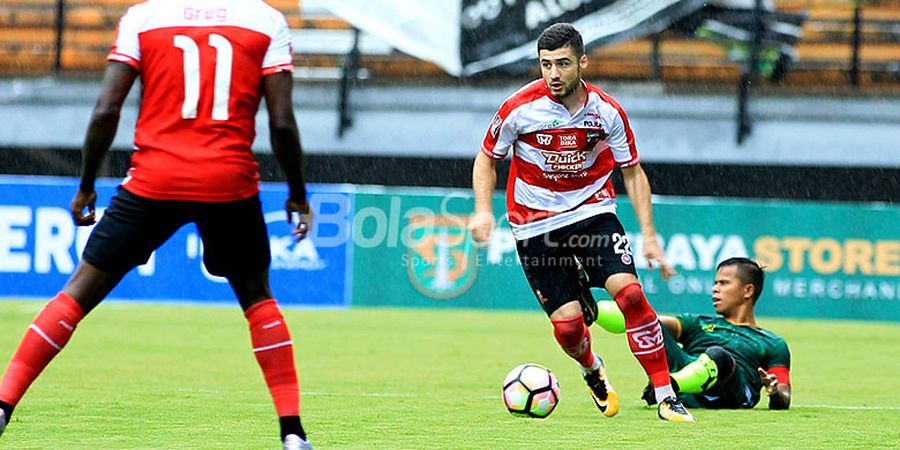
[{"xmin": 595, "ymin": 257, "xmax": 791, "ymax": 410}]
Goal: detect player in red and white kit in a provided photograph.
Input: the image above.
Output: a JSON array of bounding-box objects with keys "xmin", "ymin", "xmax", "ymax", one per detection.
[
  {"xmin": 0, "ymin": 1, "xmax": 314, "ymax": 448},
  {"xmin": 469, "ymin": 23, "xmax": 694, "ymax": 422}
]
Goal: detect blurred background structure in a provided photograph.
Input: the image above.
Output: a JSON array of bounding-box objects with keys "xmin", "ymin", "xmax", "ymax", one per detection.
[
  {"xmin": 0, "ymin": 0, "xmax": 897, "ymax": 200},
  {"xmin": 1, "ymin": 6, "xmax": 899, "ymax": 447}
]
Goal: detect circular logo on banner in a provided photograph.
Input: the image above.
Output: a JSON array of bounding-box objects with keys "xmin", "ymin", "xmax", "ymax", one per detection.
[{"xmin": 406, "ymin": 214, "xmax": 477, "ymax": 299}]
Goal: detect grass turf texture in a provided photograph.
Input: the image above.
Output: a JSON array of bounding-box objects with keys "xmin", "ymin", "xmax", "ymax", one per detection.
[{"xmin": 1, "ymin": 301, "xmax": 898, "ymax": 449}]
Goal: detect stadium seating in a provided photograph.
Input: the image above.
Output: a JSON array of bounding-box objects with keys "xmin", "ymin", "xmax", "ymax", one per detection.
[{"xmin": 0, "ymin": 0, "xmax": 896, "ymax": 90}]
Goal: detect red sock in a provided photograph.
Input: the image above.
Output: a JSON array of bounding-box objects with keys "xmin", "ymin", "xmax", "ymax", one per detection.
[
  {"xmin": 245, "ymin": 299, "xmax": 299, "ymax": 417},
  {"xmin": 613, "ymin": 283, "xmax": 671, "ymax": 388},
  {"xmin": 0, "ymin": 292, "xmax": 85, "ymax": 407},
  {"xmin": 551, "ymin": 315, "xmax": 596, "ymax": 369}
]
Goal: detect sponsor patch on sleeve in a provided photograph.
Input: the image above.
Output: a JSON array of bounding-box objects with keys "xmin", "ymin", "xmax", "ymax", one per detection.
[{"xmin": 490, "ymin": 114, "xmax": 503, "ymax": 138}]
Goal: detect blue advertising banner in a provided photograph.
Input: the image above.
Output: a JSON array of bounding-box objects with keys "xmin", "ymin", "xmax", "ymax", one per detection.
[{"xmin": 0, "ymin": 176, "xmax": 352, "ymax": 308}]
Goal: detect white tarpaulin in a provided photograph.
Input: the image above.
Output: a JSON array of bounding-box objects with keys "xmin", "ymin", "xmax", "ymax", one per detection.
[{"xmin": 321, "ymin": 0, "xmax": 707, "ymax": 77}]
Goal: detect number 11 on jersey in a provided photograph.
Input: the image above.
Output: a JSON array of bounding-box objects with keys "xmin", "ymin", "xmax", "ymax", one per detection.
[{"xmin": 174, "ymin": 33, "xmax": 232, "ymax": 121}]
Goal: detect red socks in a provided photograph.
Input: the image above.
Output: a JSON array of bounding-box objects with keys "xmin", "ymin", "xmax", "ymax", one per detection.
[
  {"xmin": 613, "ymin": 283, "xmax": 671, "ymax": 389},
  {"xmin": 0, "ymin": 292, "xmax": 85, "ymax": 407},
  {"xmin": 551, "ymin": 315, "xmax": 596, "ymax": 369},
  {"xmin": 245, "ymin": 299, "xmax": 300, "ymax": 418},
  {"xmin": 0, "ymin": 295, "xmax": 300, "ymax": 422}
]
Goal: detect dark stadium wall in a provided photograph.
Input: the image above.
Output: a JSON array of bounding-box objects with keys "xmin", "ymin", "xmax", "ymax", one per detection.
[{"xmin": 0, "ymin": 148, "xmax": 896, "ymax": 203}]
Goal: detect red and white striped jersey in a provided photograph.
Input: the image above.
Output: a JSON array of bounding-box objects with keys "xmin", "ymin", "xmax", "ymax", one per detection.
[
  {"xmin": 108, "ymin": 0, "xmax": 294, "ymax": 202},
  {"xmin": 481, "ymin": 79, "xmax": 640, "ymax": 240}
]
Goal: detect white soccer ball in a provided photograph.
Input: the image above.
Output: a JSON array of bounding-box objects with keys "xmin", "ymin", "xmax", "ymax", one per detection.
[{"xmin": 502, "ymin": 363, "xmax": 560, "ymax": 418}]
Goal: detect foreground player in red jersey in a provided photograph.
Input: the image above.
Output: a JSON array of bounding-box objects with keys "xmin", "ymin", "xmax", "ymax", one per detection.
[
  {"xmin": 469, "ymin": 23, "xmax": 694, "ymax": 421},
  {"xmin": 0, "ymin": 1, "xmax": 314, "ymax": 448}
]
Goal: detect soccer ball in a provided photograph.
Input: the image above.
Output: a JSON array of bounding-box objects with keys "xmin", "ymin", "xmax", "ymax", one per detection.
[{"xmin": 502, "ymin": 363, "xmax": 560, "ymax": 418}]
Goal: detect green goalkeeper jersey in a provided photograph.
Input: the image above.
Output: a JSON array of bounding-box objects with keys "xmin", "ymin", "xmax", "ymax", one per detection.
[{"xmin": 676, "ymin": 314, "xmax": 791, "ymax": 408}]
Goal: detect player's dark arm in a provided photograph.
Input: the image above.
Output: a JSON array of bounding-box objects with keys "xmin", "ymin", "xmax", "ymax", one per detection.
[
  {"xmin": 81, "ymin": 62, "xmax": 138, "ymax": 192},
  {"xmin": 263, "ymin": 72, "xmax": 312, "ymax": 240},
  {"xmin": 769, "ymin": 383, "xmax": 791, "ymax": 410},
  {"xmin": 73, "ymin": 61, "xmax": 138, "ymax": 225},
  {"xmin": 264, "ymin": 72, "xmax": 306, "ymax": 201},
  {"xmin": 758, "ymin": 367, "xmax": 791, "ymax": 410}
]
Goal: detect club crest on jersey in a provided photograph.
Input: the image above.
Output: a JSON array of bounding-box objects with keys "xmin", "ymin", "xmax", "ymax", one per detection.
[
  {"xmin": 536, "ymin": 133, "xmax": 553, "ymax": 146},
  {"xmin": 406, "ymin": 215, "xmax": 477, "ymax": 299},
  {"xmin": 540, "ymin": 150, "xmax": 588, "ymax": 172}
]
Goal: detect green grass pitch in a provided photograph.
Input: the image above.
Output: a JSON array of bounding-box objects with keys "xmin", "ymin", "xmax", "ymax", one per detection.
[{"xmin": 1, "ymin": 300, "xmax": 899, "ymax": 449}]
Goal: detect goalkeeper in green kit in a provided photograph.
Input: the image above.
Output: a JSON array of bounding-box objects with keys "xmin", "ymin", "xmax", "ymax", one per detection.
[{"xmin": 594, "ymin": 257, "xmax": 792, "ymax": 409}]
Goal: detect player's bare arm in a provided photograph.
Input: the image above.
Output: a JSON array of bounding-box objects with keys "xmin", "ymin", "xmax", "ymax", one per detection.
[
  {"xmin": 469, "ymin": 151, "xmax": 498, "ymax": 244},
  {"xmin": 72, "ymin": 62, "xmax": 138, "ymax": 226},
  {"xmin": 621, "ymin": 163, "xmax": 675, "ymax": 280},
  {"xmin": 758, "ymin": 367, "xmax": 791, "ymax": 409},
  {"xmin": 657, "ymin": 315, "xmax": 681, "ymax": 339},
  {"xmin": 263, "ymin": 72, "xmax": 311, "ymax": 240}
]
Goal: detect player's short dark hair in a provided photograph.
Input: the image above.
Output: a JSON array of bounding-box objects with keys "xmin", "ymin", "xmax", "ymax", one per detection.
[
  {"xmin": 537, "ymin": 23, "xmax": 585, "ymax": 58},
  {"xmin": 717, "ymin": 257, "xmax": 765, "ymax": 303}
]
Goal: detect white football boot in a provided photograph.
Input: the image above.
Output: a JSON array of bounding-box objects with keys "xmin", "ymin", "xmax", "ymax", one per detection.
[{"xmin": 283, "ymin": 434, "xmax": 313, "ymax": 450}]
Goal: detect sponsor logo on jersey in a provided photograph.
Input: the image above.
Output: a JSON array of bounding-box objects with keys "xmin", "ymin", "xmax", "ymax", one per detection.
[
  {"xmin": 621, "ymin": 253, "xmax": 632, "ymax": 265},
  {"xmin": 543, "ymin": 171, "xmax": 589, "ymax": 181},
  {"xmin": 536, "ymin": 133, "xmax": 553, "ymax": 146},
  {"xmin": 559, "ymin": 134, "xmax": 578, "ymax": 149},
  {"xmin": 490, "ymin": 114, "xmax": 503, "ymax": 138},
  {"xmin": 406, "ymin": 215, "xmax": 477, "ymax": 299},
  {"xmin": 583, "ymin": 120, "xmax": 600, "ymax": 127},
  {"xmin": 593, "ymin": 188, "xmax": 612, "ymax": 200},
  {"xmin": 540, "ymin": 150, "xmax": 588, "ymax": 172},
  {"xmin": 536, "ymin": 118, "xmax": 563, "ymax": 130}
]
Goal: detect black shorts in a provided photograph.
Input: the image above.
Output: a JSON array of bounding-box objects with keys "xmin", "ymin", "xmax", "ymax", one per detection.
[
  {"xmin": 82, "ymin": 188, "xmax": 270, "ymax": 278},
  {"xmin": 516, "ymin": 213, "xmax": 637, "ymax": 315}
]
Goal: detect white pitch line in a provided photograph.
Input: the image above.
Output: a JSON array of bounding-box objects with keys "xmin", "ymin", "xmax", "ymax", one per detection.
[
  {"xmin": 304, "ymin": 391, "xmax": 497, "ymax": 400},
  {"xmin": 303, "ymin": 392, "xmax": 900, "ymax": 411},
  {"xmin": 166, "ymin": 389, "xmax": 900, "ymax": 411},
  {"xmin": 304, "ymin": 391, "xmax": 418, "ymax": 398},
  {"xmin": 793, "ymin": 404, "xmax": 900, "ymax": 411}
]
